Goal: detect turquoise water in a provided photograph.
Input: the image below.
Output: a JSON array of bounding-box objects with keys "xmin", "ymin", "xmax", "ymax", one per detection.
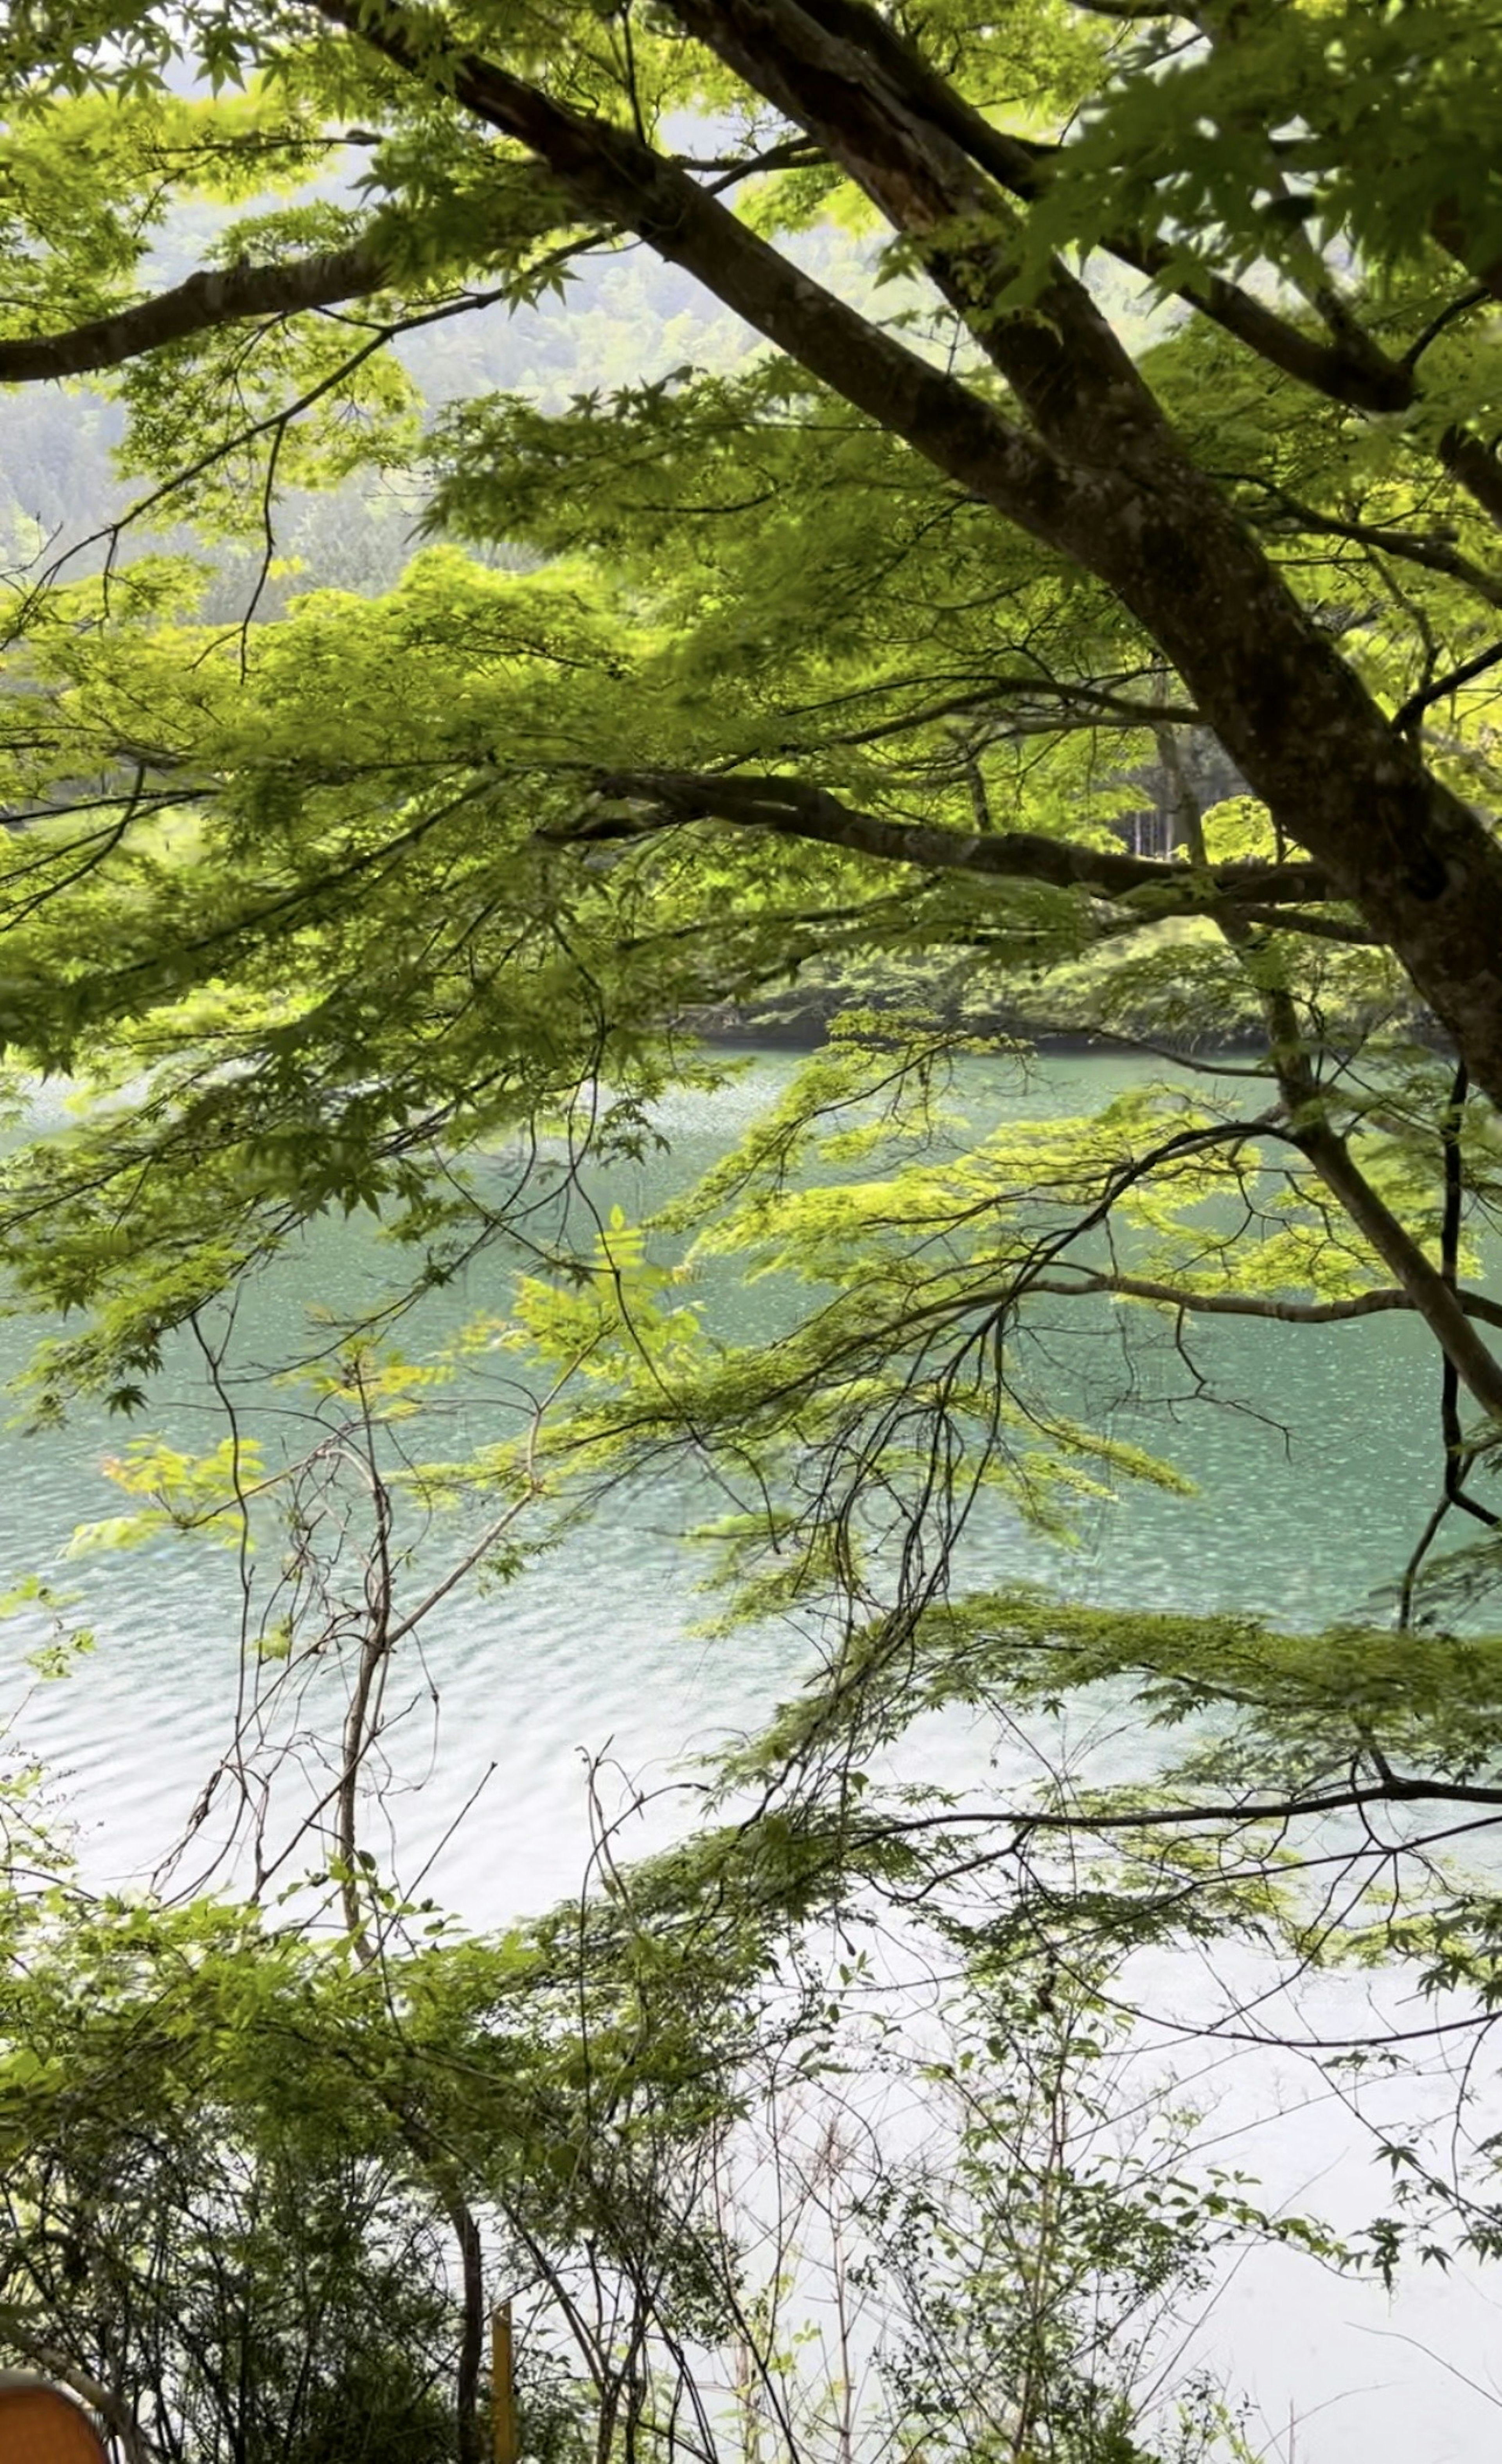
[
  {"xmin": 2, "ymin": 1048, "xmax": 1499, "ymax": 2462},
  {"xmin": 0, "ymin": 1050, "xmax": 1467, "ymax": 1912}
]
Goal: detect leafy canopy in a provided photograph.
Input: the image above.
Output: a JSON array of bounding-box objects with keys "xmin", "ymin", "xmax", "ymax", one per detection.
[{"xmin": 8, "ymin": 0, "xmax": 1502, "ymax": 2323}]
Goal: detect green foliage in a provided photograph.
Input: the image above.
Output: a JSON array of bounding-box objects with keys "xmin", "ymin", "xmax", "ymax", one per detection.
[
  {"xmin": 0, "ymin": 1792, "xmax": 1303, "ymax": 2464},
  {"xmin": 11, "ymin": 0, "xmax": 1502, "ymax": 2426},
  {"xmin": 1017, "ymin": 4, "xmax": 1502, "ymax": 302}
]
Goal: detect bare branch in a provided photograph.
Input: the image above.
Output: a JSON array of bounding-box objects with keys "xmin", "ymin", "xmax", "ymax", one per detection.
[
  {"xmin": 1028, "ymin": 1267, "xmax": 1502, "ymax": 1331},
  {"xmin": 859, "ymin": 1767, "xmax": 1502, "ymax": 1840}
]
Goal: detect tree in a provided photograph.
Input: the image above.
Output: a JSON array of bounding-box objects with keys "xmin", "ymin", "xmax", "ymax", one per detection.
[
  {"xmin": 0, "ymin": 1774, "xmax": 1304, "ymax": 2464},
  {"xmin": 8, "ymin": 0, "xmax": 1502, "ymax": 2292},
  {"xmin": 9, "ymin": 0, "xmax": 1502, "ymax": 1081}
]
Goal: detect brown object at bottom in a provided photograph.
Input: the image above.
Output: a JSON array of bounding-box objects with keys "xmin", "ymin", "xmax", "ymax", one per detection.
[{"xmin": 0, "ymin": 2385, "xmax": 109, "ymax": 2464}]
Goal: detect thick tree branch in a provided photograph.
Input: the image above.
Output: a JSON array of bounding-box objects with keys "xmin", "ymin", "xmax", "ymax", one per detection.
[
  {"xmin": 1066, "ymin": 0, "xmax": 1186, "ymax": 16},
  {"xmin": 665, "ymin": 0, "xmax": 1183, "ymax": 477},
  {"xmin": 789, "ymin": 0, "xmax": 1418, "ymax": 417},
  {"xmin": 598, "ymin": 0, "xmax": 1502, "ymax": 1103},
  {"xmin": 1299, "ymin": 1066, "xmax": 1502, "ymax": 1417},
  {"xmin": 1138, "ymin": 252, "xmax": 1413, "ymax": 414},
  {"xmin": 0, "ymin": 5, "xmax": 1485, "ymax": 520},
  {"xmin": 794, "ymin": 0, "xmax": 1502, "ymax": 546},
  {"xmin": 0, "ymin": 242, "xmax": 389, "ymax": 382},
  {"xmin": 1431, "ymin": 198, "xmax": 1502, "ymax": 308},
  {"xmin": 1167, "ymin": 712, "xmax": 1502, "ymax": 1420},
  {"xmin": 311, "ymin": 0, "xmax": 1091, "ymax": 532},
  {"xmin": 550, "ymin": 765, "xmax": 1340, "ymax": 910},
  {"xmin": 1437, "ymin": 429, "xmax": 1502, "ymax": 533}
]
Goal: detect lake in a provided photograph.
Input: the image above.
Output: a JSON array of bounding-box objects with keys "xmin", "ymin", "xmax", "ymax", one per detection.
[{"xmin": 2, "ymin": 1047, "xmax": 1499, "ymax": 2461}]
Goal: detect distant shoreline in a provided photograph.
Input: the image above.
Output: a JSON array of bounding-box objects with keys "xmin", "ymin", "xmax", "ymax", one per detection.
[{"xmin": 685, "ymin": 996, "xmax": 1440, "ymax": 1058}]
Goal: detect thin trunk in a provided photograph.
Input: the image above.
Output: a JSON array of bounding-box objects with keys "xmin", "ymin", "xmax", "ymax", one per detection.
[{"xmin": 449, "ymin": 2200, "xmax": 485, "ymax": 2464}]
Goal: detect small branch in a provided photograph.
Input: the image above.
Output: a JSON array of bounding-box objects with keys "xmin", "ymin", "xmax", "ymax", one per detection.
[
  {"xmin": 1393, "ymin": 637, "xmax": 1502, "ymax": 737},
  {"xmin": 1230, "ymin": 473, "xmax": 1502, "ymax": 616},
  {"xmin": 1400, "ymin": 1061, "xmax": 1500, "ymax": 1624},
  {"xmin": 1401, "ymin": 284, "xmax": 1493, "ymax": 372},
  {"xmin": 861, "ymin": 1768, "xmax": 1502, "ymax": 1840},
  {"xmin": 1229, "ymin": 903, "xmax": 1376, "ymax": 944},
  {"xmin": 1027, "ymin": 1271, "xmax": 1475, "ymax": 1326}
]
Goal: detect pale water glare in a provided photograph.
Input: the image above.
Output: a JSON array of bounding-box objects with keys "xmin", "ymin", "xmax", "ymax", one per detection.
[{"xmin": 3, "ymin": 1051, "xmax": 1500, "ymax": 2461}]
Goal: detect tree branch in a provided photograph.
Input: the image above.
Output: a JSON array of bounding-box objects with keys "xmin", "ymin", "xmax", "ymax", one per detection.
[
  {"xmin": 1437, "ymin": 428, "xmax": 1502, "ymax": 532},
  {"xmin": 1232, "ymin": 477, "xmax": 1502, "ymax": 616},
  {"xmin": 547, "ymin": 764, "xmax": 1338, "ymax": 908},
  {"xmin": 220, "ymin": 0, "xmax": 1502, "ymax": 1115},
  {"xmin": 765, "ymin": 673, "xmax": 1202, "ymax": 756},
  {"xmin": 1214, "ymin": 903, "xmax": 1375, "ymax": 945},
  {"xmin": 786, "ymin": 0, "xmax": 1418, "ymax": 418},
  {"xmin": 1431, "ymin": 198, "xmax": 1502, "ymax": 308},
  {"xmin": 0, "ymin": 134, "xmax": 807, "ymax": 393},
  {"xmin": 794, "ymin": 0, "xmax": 1502, "ymax": 556},
  {"xmin": 1393, "ymin": 637, "xmax": 1502, "ymax": 738},
  {"xmin": 1027, "ymin": 1268, "xmax": 1502, "ymax": 1330},
  {"xmin": 859, "ymin": 1768, "xmax": 1502, "ymax": 1839},
  {"xmin": 10, "ymin": 0, "xmax": 1416, "ymax": 445},
  {"xmin": 0, "ymin": 241, "xmax": 389, "ymax": 383},
  {"xmin": 311, "ymin": 0, "xmax": 1087, "ymax": 540},
  {"xmin": 1065, "ymin": 0, "xmax": 1187, "ymax": 15}
]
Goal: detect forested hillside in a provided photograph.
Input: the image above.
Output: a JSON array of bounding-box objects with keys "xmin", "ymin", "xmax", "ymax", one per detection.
[{"xmin": 1, "ymin": 225, "xmax": 764, "ymax": 597}]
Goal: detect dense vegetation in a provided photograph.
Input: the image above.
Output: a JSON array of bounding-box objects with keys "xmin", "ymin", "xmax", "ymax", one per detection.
[{"xmin": 7, "ymin": 0, "xmax": 1502, "ymax": 2453}]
